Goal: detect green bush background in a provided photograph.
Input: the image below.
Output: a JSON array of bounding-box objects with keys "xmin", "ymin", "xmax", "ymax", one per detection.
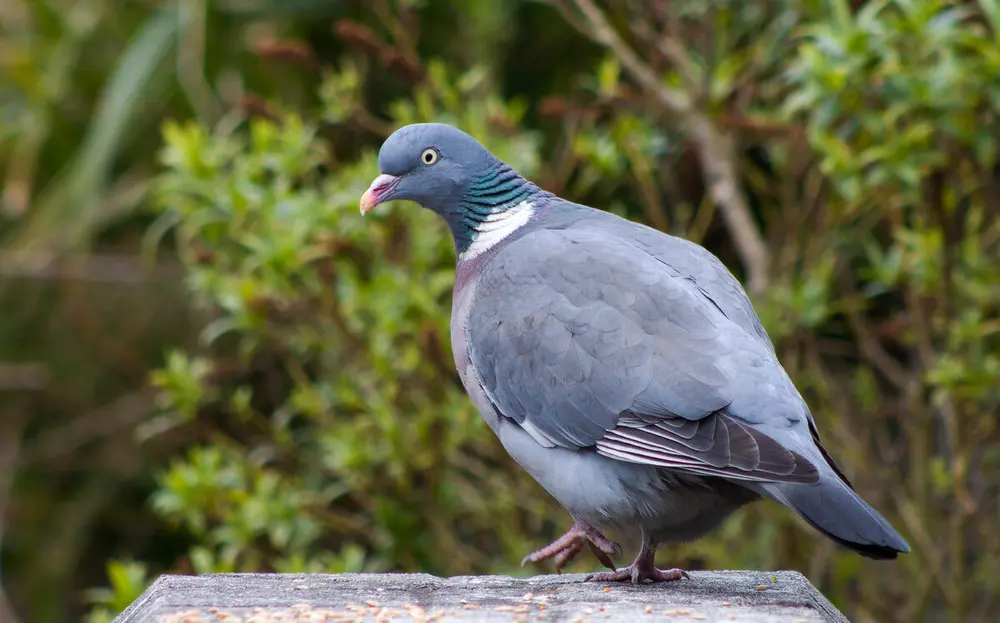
[{"xmin": 2, "ymin": 1, "xmax": 999, "ymax": 622}]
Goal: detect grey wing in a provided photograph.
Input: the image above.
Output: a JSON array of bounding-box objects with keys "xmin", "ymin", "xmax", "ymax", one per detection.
[
  {"xmin": 468, "ymin": 228, "xmax": 817, "ymax": 485},
  {"xmin": 622, "ymin": 217, "xmax": 775, "ymax": 354}
]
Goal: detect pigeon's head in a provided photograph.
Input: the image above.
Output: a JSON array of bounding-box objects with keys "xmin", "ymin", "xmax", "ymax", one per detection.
[{"xmin": 359, "ymin": 123, "xmax": 493, "ymax": 216}]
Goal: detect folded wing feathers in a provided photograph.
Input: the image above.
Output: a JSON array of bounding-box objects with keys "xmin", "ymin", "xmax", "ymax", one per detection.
[{"xmin": 595, "ymin": 411, "xmax": 819, "ymax": 484}]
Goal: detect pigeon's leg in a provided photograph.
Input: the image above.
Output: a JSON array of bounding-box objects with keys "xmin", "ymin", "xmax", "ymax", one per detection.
[
  {"xmin": 521, "ymin": 521, "xmax": 621, "ymax": 572},
  {"xmin": 585, "ymin": 532, "xmax": 689, "ymax": 584}
]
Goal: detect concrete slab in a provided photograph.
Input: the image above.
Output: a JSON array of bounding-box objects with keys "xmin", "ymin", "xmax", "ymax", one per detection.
[{"xmin": 113, "ymin": 571, "xmax": 848, "ymax": 623}]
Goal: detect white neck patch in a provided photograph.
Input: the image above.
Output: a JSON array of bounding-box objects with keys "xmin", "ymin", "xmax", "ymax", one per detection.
[{"xmin": 459, "ymin": 201, "xmax": 535, "ymax": 262}]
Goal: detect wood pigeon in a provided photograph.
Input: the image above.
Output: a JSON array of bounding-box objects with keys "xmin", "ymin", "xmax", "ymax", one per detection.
[{"xmin": 360, "ymin": 123, "xmax": 910, "ymax": 583}]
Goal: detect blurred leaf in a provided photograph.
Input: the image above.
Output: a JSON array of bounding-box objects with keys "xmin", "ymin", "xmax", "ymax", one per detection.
[{"xmin": 7, "ymin": 9, "xmax": 179, "ymax": 252}]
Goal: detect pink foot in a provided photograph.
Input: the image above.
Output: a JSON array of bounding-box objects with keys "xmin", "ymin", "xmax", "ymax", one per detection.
[
  {"xmin": 521, "ymin": 521, "xmax": 621, "ymax": 572},
  {"xmin": 585, "ymin": 533, "xmax": 688, "ymax": 584},
  {"xmin": 586, "ymin": 566, "xmax": 689, "ymax": 583}
]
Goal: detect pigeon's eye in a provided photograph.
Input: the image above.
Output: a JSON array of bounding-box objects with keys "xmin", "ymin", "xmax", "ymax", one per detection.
[{"xmin": 420, "ymin": 148, "xmax": 439, "ymax": 165}]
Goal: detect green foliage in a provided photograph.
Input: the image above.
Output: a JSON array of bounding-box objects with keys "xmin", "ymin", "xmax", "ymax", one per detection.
[
  {"xmin": 83, "ymin": 561, "xmax": 151, "ymax": 623},
  {"xmin": 789, "ymin": 0, "xmax": 1000, "ymax": 208},
  {"xmin": 3, "ymin": 2, "xmax": 1000, "ymax": 622},
  {"xmin": 776, "ymin": 2, "xmax": 1000, "ymax": 618}
]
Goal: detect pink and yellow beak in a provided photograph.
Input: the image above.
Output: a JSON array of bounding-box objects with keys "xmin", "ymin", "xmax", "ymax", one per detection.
[{"xmin": 359, "ymin": 174, "xmax": 401, "ymax": 215}]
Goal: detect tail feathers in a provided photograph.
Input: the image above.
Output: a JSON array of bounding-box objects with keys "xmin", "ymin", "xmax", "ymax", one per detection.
[{"xmin": 762, "ymin": 475, "xmax": 911, "ymax": 560}]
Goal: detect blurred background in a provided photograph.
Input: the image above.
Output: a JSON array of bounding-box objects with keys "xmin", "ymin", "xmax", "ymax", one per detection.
[{"xmin": 1, "ymin": 0, "xmax": 998, "ymax": 621}]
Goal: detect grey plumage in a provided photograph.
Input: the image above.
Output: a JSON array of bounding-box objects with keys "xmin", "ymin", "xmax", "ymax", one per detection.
[{"xmin": 361, "ymin": 123, "xmax": 910, "ymax": 580}]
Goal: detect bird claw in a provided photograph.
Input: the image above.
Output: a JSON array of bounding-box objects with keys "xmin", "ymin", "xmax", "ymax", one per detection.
[
  {"xmin": 586, "ymin": 541, "xmax": 617, "ymax": 571},
  {"xmin": 521, "ymin": 522, "xmax": 620, "ymax": 572},
  {"xmin": 585, "ymin": 566, "xmax": 689, "ymax": 584},
  {"xmin": 552, "ymin": 540, "xmax": 583, "ymax": 572}
]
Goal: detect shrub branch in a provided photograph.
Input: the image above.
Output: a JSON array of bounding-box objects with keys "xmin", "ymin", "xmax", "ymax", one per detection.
[{"xmin": 560, "ymin": 0, "xmax": 771, "ymax": 294}]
